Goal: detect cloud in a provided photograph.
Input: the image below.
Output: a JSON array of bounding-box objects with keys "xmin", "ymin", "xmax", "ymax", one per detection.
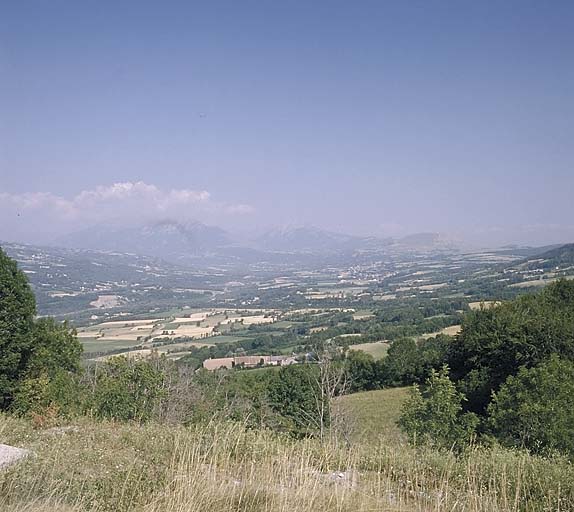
[{"xmin": 0, "ymin": 181, "xmax": 254, "ymax": 242}]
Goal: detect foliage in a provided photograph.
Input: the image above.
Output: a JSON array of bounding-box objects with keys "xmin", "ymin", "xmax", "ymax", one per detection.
[
  {"xmin": 11, "ymin": 370, "xmax": 84, "ymax": 419},
  {"xmin": 266, "ymin": 364, "xmax": 324, "ymax": 437},
  {"xmin": 26, "ymin": 318, "xmax": 82, "ymax": 375},
  {"xmin": 0, "ymin": 248, "xmax": 36, "ymax": 408},
  {"xmin": 345, "ymin": 350, "xmax": 380, "ymax": 392},
  {"xmin": 399, "ymin": 366, "xmax": 478, "ymax": 449},
  {"xmin": 0, "ymin": 248, "xmax": 82, "ymax": 414},
  {"xmin": 380, "ymin": 338, "xmax": 421, "ymax": 386},
  {"xmin": 12, "ymin": 317, "xmax": 85, "ymax": 416},
  {"xmin": 447, "ymin": 279, "xmax": 574, "ymax": 413},
  {"xmin": 88, "ymin": 356, "xmax": 167, "ymax": 422},
  {"xmin": 488, "ymin": 356, "xmax": 574, "ymax": 456}
]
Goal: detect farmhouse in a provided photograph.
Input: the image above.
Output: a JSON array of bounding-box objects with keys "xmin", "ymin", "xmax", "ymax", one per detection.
[{"xmin": 203, "ymin": 354, "xmax": 297, "ymax": 371}]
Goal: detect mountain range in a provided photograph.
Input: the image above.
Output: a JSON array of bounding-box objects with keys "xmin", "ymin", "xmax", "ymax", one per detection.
[{"xmin": 54, "ymin": 220, "xmax": 470, "ymax": 263}]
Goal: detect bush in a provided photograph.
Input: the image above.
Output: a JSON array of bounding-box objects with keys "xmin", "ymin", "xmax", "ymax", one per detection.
[
  {"xmin": 266, "ymin": 364, "xmax": 324, "ymax": 437},
  {"xmin": 488, "ymin": 356, "xmax": 574, "ymax": 456},
  {"xmin": 11, "ymin": 371, "xmax": 84, "ymax": 419},
  {"xmin": 399, "ymin": 366, "xmax": 478, "ymax": 449},
  {"xmin": 89, "ymin": 356, "xmax": 167, "ymax": 422}
]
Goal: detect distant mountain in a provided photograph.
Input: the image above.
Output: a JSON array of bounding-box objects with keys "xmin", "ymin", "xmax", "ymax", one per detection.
[
  {"xmin": 56, "ymin": 220, "xmax": 232, "ymax": 261},
  {"xmin": 393, "ymin": 232, "xmax": 460, "ymax": 251},
  {"xmin": 252, "ymin": 226, "xmax": 382, "ymax": 253},
  {"xmin": 54, "ymin": 222, "xmax": 468, "ymax": 262}
]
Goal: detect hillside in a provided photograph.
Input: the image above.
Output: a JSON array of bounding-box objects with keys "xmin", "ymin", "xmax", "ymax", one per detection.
[
  {"xmin": 338, "ymin": 387, "xmax": 409, "ymax": 443},
  {"xmin": 2, "ymin": 404, "xmax": 573, "ymax": 511},
  {"xmin": 525, "ymin": 243, "xmax": 574, "ymax": 269}
]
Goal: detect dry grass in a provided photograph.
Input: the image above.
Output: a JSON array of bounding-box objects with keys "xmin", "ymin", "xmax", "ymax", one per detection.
[
  {"xmin": 468, "ymin": 301, "xmax": 502, "ymax": 311},
  {"xmin": 349, "ymin": 342, "xmax": 389, "ymax": 360},
  {"xmin": 1, "ymin": 413, "xmax": 573, "ymax": 512}
]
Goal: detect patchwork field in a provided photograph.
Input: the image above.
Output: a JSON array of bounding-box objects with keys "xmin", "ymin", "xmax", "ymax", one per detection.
[{"xmin": 78, "ymin": 309, "xmax": 278, "ymax": 357}]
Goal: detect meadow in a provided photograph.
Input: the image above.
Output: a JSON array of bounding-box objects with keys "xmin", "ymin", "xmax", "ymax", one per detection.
[{"xmin": 1, "ymin": 387, "xmax": 573, "ymax": 511}]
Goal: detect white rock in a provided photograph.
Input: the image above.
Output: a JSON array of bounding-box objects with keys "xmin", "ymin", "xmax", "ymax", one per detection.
[{"xmin": 0, "ymin": 443, "xmax": 30, "ymax": 469}]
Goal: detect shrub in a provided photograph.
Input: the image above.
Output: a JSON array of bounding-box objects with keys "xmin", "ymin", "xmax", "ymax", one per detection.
[
  {"xmin": 399, "ymin": 366, "xmax": 478, "ymax": 449},
  {"xmin": 488, "ymin": 356, "xmax": 574, "ymax": 456},
  {"xmin": 89, "ymin": 356, "xmax": 166, "ymax": 422}
]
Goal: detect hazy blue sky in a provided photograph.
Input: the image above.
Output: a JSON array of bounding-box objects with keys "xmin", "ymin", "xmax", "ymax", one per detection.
[{"xmin": 1, "ymin": 1, "xmax": 573, "ymax": 246}]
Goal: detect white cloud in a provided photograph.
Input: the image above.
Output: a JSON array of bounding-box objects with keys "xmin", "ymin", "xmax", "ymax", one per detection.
[{"xmin": 0, "ymin": 181, "xmax": 253, "ymax": 242}]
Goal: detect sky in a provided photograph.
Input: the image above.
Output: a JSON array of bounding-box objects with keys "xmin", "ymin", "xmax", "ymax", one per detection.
[{"xmin": 1, "ymin": 1, "xmax": 573, "ymax": 247}]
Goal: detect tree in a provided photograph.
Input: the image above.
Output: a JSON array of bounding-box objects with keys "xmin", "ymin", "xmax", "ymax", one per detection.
[
  {"xmin": 418, "ymin": 334, "xmax": 451, "ymax": 380},
  {"xmin": 380, "ymin": 338, "xmax": 421, "ymax": 386},
  {"xmin": 447, "ymin": 280, "xmax": 574, "ymax": 413},
  {"xmin": 88, "ymin": 356, "xmax": 166, "ymax": 422},
  {"xmin": 488, "ymin": 356, "xmax": 574, "ymax": 456},
  {"xmin": 26, "ymin": 318, "xmax": 82, "ymax": 376},
  {"xmin": 12, "ymin": 318, "xmax": 84, "ymax": 416},
  {"xmin": 0, "ymin": 248, "xmax": 36, "ymax": 409},
  {"xmin": 345, "ymin": 350, "xmax": 379, "ymax": 392},
  {"xmin": 266, "ymin": 364, "xmax": 324, "ymax": 437},
  {"xmin": 399, "ymin": 366, "xmax": 478, "ymax": 449}
]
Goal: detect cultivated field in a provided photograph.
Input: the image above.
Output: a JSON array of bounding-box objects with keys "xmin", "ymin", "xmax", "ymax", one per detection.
[{"xmin": 78, "ymin": 309, "xmax": 278, "ymax": 357}]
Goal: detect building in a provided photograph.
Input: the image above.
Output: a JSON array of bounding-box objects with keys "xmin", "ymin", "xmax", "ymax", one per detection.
[{"xmin": 202, "ymin": 354, "xmax": 298, "ymax": 371}]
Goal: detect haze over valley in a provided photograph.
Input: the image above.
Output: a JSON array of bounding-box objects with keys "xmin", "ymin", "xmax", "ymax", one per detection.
[{"xmin": 2, "ymin": 2, "xmax": 574, "ymax": 511}]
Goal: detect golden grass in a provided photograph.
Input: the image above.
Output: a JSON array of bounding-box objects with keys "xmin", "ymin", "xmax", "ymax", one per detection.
[{"xmin": 1, "ymin": 412, "xmax": 573, "ymax": 512}]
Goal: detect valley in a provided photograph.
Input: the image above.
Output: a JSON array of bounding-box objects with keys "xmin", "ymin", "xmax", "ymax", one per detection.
[{"xmin": 4, "ymin": 236, "xmax": 574, "ymax": 366}]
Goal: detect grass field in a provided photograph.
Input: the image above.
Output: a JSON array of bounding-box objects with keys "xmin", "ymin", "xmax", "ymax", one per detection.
[
  {"xmin": 339, "ymin": 387, "xmax": 410, "ymax": 443},
  {"xmin": 3, "ymin": 407, "xmax": 572, "ymax": 511},
  {"xmin": 349, "ymin": 341, "xmax": 389, "ymax": 360},
  {"xmin": 81, "ymin": 338, "xmax": 142, "ymax": 354}
]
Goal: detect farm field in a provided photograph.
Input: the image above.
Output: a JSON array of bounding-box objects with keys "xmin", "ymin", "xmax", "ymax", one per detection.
[
  {"xmin": 468, "ymin": 300, "xmax": 502, "ymax": 310},
  {"xmin": 509, "ymin": 275, "xmax": 574, "ymax": 288},
  {"xmin": 350, "ymin": 341, "xmax": 389, "ymax": 360},
  {"xmin": 441, "ymin": 324, "xmax": 462, "ymax": 336},
  {"xmin": 77, "ymin": 309, "xmax": 279, "ymax": 357},
  {"xmin": 81, "ymin": 338, "xmax": 142, "ymax": 354},
  {"xmin": 420, "ymin": 324, "xmax": 462, "ymax": 340}
]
